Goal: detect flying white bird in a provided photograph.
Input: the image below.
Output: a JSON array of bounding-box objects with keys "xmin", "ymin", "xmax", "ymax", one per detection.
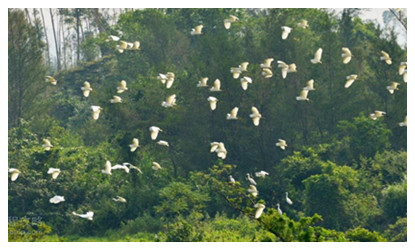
[
  {"xmin": 123, "ymin": 163, "xmax": 143, "ymax": 174},
  {"xmin": 277, "ymin": 203, "xmax": 283, "ymax": 215},
  {"xmin": 132, "ymin": 41, "xmax": 141, "ymax": 50},
  {"xmin": 303, "ymin": 79, "xmax": 315, "ymax": 91},
  {"xmin": 161, "ymin": 94, "xmax": 177, "ymax": 108},
  {"xmin": 250, "ymin": 106, "xmax": 262, "ymax": 126},
  {"xmin": 157, "ymin": 140, "xmax": 169, "ymax": 147},
  {"xmin": 399, "ymin": 116, "xmax": 407, "ymax": 127},
  {"xmin": 240, "ymin": 62, "xmax": 249, "ymax": 71},
  {"xmin": 152, "ymin": 162, "xmax": 162, "ymax": 171},
  {"xmin": 399, "ymin": 62, "xmax": 407, "ymax": 75},
  {"xmin": 42, "ymin": 139, "xmax": 53, "ymax": 151},
  {"xmin": 106, "ymin": 35, "xmax": 120, "ymax": 42},
  {"xmin": 81, "ymin": 81, "xmax": 93, "ymax": 97},
  {"xmin": 210, "ymin": 79, "xmax": 222, "ymax": 92},
  {"xmin": 72, "ymin": 211, "xmax": 94, "ymax": 221},
  {"xmin": 229, "ymin": 175, "xmax": 236, "ymax": 184},
  {"xmin": 296, "ymin": 89, "xmax": 310, "ymax": 101},
  {"xmin": 224, "ymin": 15, "xmax": 239, "ymax": 29},
  {"xmin": 254, "ymin": 203, "xmax": 266, "ymax": 219},
  {"xmin": 226, "ymin": 107, "xmax": 239, "ymax": 120},
  {"xmin": 341, "ymin": 47, "xmax": 352, "ymax": 64},
  {"xmin": 255, "ymin": 171, "xmax": 269, "ymax": 178},
  {"xmin": 165, "ymin": 72, "xmax": 175, "ymax": 89},
  {"xmin": 403, "ymin": 69, "xmax": 407, "ymax": 83},
  {"xmin": 46, "ymin": 76, "xmax": 57, "ymax": 85},
  {"xmin": 110, "ymin": 95, "xmax": 122, "ymax": 103},
  {"xmin": 102, "ymin": 160, "xmax": 112, "ymax": 175},
  {"xmin": 215, "ymin": 142, "xmax": 227, "ymax": 159},
  {"xmin": 210, "ymin": 142, "xmax": 220, "ymax": 153},
  {"xmin": 230, "ymin": 67, "xmax": 243, "ymax": 79},
  {"xmin": 386, "ymin": 82, "xmax": 400, "ymax": 94},
  {"xmin": 248, "ymin": 185, "xmax": 258, "ymax": 197},
  {"xmin": 240, "ymin": 76, "xmax": 253, "ymax": 90},
  {"xmin": 261, "ymin": 68, "xmax": 273, "ymax": 78},
  {"xmin": 285, "ymin": 192, "xmax": 293, "ymax": 205},
  {"xmin": 277, "ymin": 61, "xmax": 296, "ymax": 79},
  {"xmin": 111, "ymin": 164, "xmax": 130, "ymax": 173},
  {"xmin": 380, "ymin": 50, "xmax": 392, "ymax": 65},
  {"xmin": 297, "ymin": 19, "xmax": 309, "ymax": 28},
  {"xmin": 113, "ymin": 196, "xmax": 127, "ymax": 203},
  {"xmin": 190, "ymin": 25, "xmax": 203, "ymax": 35},
  {"xmin": 117, "ymin": 41, "xmax": 128, "ymax": 53},
  {"xmin": 149, "ymin": 126, "xmax": 162, "ymax": 140},
  {"xmin": 91, "ymin": 105, "xmax": 103, "ymax": 120},
  {"xmin": 260, "ymin": 58, "xmax": 274, "ymax": 69},
  {"xmin": 275, "ymin": 139, "xmax": 287, "ymax": 150},
  {"xmin": 49, "ymin": 195, "xmax": 65, "ymax": 204},
  {"xmin": 47, "ymin": 168, "xmax": 61, "ymax": 179},
  {"xmin": 281, "ymin": 26, "xmax": 292, "ymax": 40},
  {"xmin": 310, "ymin": 48, "xmax": 323, "ymax": 64},
  {"xmin": 117, "ymin": 80, "xmax": 128, "ymax": 93},
  {"xmin": 207, "ymin": 96, "xmax": 219, "ymax": 111},
  {"xmin": 344, "ymin": 74, "xmax": 358, "ymax": 88},
  {"xmin": 129, "ymin": 138, "xmax": 139, "ymax": 152},
  {"xmin": 369, "ymin": 110, "xmax": 386, "ymax": 120},
  {"xmin": 9, "ymin": 168, "xmax": 21, "ymax": 181},
  {"xmin": 246, "ymin": 173, "xmax": 257, "ymax": 185},
  {"xmin": 197, "ymin": 77, "xmax": 209, "ymax": 87}
]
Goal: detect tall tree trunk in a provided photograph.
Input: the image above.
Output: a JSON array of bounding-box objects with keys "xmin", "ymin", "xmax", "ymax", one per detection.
[
  {"xmin": 24, "ymin": 8, "xmax": 31, "ymax": 24},
  {"xmin": 49, "ymin": 8, "xmax": 61, "ymax": 71},
  {"xmin": 40, "ymin": 8, "xmax": 51, "ymax": 67},
  {"xmin": 75, "ymin": 8, "xmax": 81, "ymax": 63}
]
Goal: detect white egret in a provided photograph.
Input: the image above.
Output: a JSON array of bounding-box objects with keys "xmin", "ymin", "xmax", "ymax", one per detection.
[
  {"xmin": 248, "ymin": 185, "xmax": 258, "ymax": 197},
  {"xmin": 344, "ymin": 74, "xmax": 358, "ymax": 88},
  {"xmin": 9, "ymin": 168, "xmax": 21, "ymax": 181},
  {"xmin": 152, "ymin": 162, "xmax": 162, "ymax": 171},
  {"xmin": 303, "ymin": 79, "xmax": 315, "ymax": 91},
  {"xmin": 161, "ymin": 94, "xmax": 177, "ymax": 108},
  {"xmin": 399, "ymin": 116, "xmax": 407, "ymax": 127},
  {"xmin": 261, "ymin": 68, "xmax": 273, "ymax": 78},
  {"xmin": 240, "ymin": 62, "xmax": 249, "ymax": 71},
  {"xmin": 373, "ymin": 110, "xmax": 387, "ymax": 118},
  {"xmin": 255, "ymin": 171, "xmax": 269, "ymax": 178},
  {"xmin": 254, "ymin": 203, "xmax": 266, "ymax": 219},
  {"xmin": 149, "ymin": 126, "xmax": 162, "ymax": 140},
  {"xmin": 250, "ymin": 106, "xmax": 262, "ymax": 126},
  {"xmin": 210, "ymin": 142, "xmax": 220, "ymax": 153},
  {"xmin": 207, "ymin": 96, "xmax": 219, "ymax": 111},
  {"xmin": 132, "ymin": 41, "xmax": 141, "ymax": 50},
  {"xmin": 197, "ymin": 77, "xmax": 209, "ymax": 87},
  {"xmin": 46, "ymin": 76, "xmax": 57, "ymax": 85},
  {"xmin": 47, "ymin": 168, "xmax": 61, "ymax": 179},
  {"xmin": 246, "ymin": 173, "xmax": 257, "ymax": 185},
  {"xmin": 91, "ymin": 105, "xmax": 103, "ymax": 120},
  {"xmin": 123, "ymin": 163, "xmax": 143, "ymax": 174},
  {"xmin": 285, "ymin": 192, "xmax": 293, "ymax": 205},
  {"xmin": 210, "ymin": 79, "xmax": 222, "ymax": 92},
  {"xmin": 275, "ymin": 139, "xmax": 287, "ymax": 150},
  {"xmin": 117, "ymin": 41, "xmax": 128, "ymax": 53},
  {"xmin": 399, "ymin": 62, "xmax": 407, "ymax": 75},
  {"xmin": 240, "ymin": 76, "xmax": 252, "ymax": 90},
  {"xmin": 380, "ymin": 50, "xmax": 392, "ymax": 65},
  {"xmin": 386, "ymin": 82, "xmax": 400, "ymax": 94},
  {"xmin": 110, "ymin": 95, "xmax": 122, "ymax": 103},
  {"xmin": 111, "ymin": 164, "xmax": 130, "ymax": 173},
  {"xmin": 157, "ymin": 140, "xmax": 169, "ymax": 147},
  {"xmin": 277, "ymin": 61, "xmax": 289, "ymax": 79},
  {"xmin": 42, "ymin": 139, "xmax": 53, "ymax": 151},
  {"xmin": 165, "ymin": 72, "xmax": 175, "ymax": 89},
  {"xmin": 72, "ymin": 211, "xmax": 94, "ymax": 221},
  {"xmin": 260, "ymin": 58, "xmax": 274, "ymax": 69},
  {"xmin": 341, "ymin": 47, "xmax": 352, "ymax": 64},
  {"xmin": 297, "ymin": 19, "xmax": 309, "ymax": 28},
  {"xmin": 226, "ymin": 107, "xmax": 239, "ymax": 120},
  {"xmin": 229, "ymin": 175, "xmax": 236, "ymax": 184},
  {"xmin": 129, "ymin": 138, "xmax": 139, "ymax": 152},
  {"xmin": 106, "ymin": 35, "xmax": 120, "ymax": 42},
  {"xmin": 310, "ymin": 48, "xmax": 323, "ymax": 64},
  {"xmin": 81, "ymin": 81, "xmax": 93, "ymax": 97},
  {"xmin": 113, "ymin": 196, "xmax": 127, "ymax": 203},
  {"xmin": 117, "ymin": 80, "xmax": 128, "ymax": 93},
  {"xmin": 281, "ymin": 26, "xmax": 292, "ymax": 40},
  {"xmin": 230, "ymin": 67, "xmax": 243, "ymax": 79},
  {"xmin": 102, "ymin": 160, "xmax": 112, "ymax": 175},
  {"xmin": 190, "ymin": 25, "xmax": 203, "ymax": 35},
  {"xmin": 49, "ymin": 195, "xmax": 65, "ymax": 204},
  {"xmin": 277, "ymin": 203, "xmax": 283, "ymax": 215},
  {"xmin": 215, "ymin": 142, "xmax": 227, "ymax": 159},
  {"xmin": 296, "ymin": 89, "xmax": 310, "ymax": 101},
  {"xmin": 224, "ymin": 15, "xmax": 238, "ymax": 29}
]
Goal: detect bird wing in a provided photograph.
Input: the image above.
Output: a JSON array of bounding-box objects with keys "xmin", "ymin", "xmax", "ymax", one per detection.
[
  {"xmin": 166, "ymin": 78, "xmax": 174, "ymax": 89},
  {"xmin": 301, "ymin": 89, "xmax": 309, "ymax": 99},
  {"xmin": 307, "ymin": 79, "xmax": 314, "ymax": 89},
  {"xmin": 251, "ymin": 106, "xmax": 260, "ymax": 116},
  {"xmin": 120, "ymin": 80, "xmax": 127, "ymax": 88},
  {"xmin": 314, "ymin": 48, "xmax": 323, "ymax": 61},
  {"xmin": 51, "ymin": 171, "xmax": 60, "ymax": 179},
  {"xmin": 11, "ymin": 172, "xmax": 19, "ymax": 181},
  {"xmin": 240, "ymin": 62, "xmax": 249, "ymax": 71},
  {"xmin": 241, "ymin": 79, "xmax": 248, "ymax": 90},
  {"xmin": 230, "ymin": 107, "xmax": 239, "ymax": 118},
  {"xmin": 344, "ymin": 79, "xmax": 355, "ymax": 88},
  {"xmin": 213, "ymin": 79, "xmax": 221, "ymax": 90},
  {"xmin": 252, "ymin": 117, "xmax": 260, "ymax": 126},
  {"xmin": 167, "ymin": 94, "xmax": 176, "ymax": 105},
  {"xmin": 381, "ymin": 50, "xmax": 390, "ymax": 59},
  {"xmin": 195, "ymin": 25, "xmax": 203, "ymax": 33},
  {"xmin": 224, "ymin": 19, "xmax": 231, "ymax": 29},
  {"xmin": 105, "ymin": 161, "xmax": 112, "ymax": 173},
  {"xmin": 264, "ymin": 58, "xmax": 274, "ymax": 67}
]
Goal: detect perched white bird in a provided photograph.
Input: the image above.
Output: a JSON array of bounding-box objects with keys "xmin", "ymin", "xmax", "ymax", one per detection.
[
  {"xmin": 277, "ymin": 203, "xmax": 283, "ymax": 215},
  {"xmin": 386, "ymin": 82, "xmax": 400, "ymax": 94},
  {"xmin": 117, "ymin": 80, "xmax": 128, "ymax": 93},
  {"xmin": 113, "ymin": 196, "xmax": 127, "ymax": 203},
  {"xmin": 129, "ymin": 138, "xmax": 140, "ymax": 152},
  {"xmin": 47, "ymin": 168, "xmax": 61, "ymax": 179},
  {"xmin": 281, "ymin": 26, "xmax": 292, "ymax": 40},
  {"xmin": 72, "ymin": 211, "xmax": 94, "ymax": 221},
  {"xmin": 106, "ymin": 35, "xmax": 120, "ymax": 42},
  {"xmin": 240, "ymin": 76, "xmax": 253, "ymax": 90},
  {"xmin": 123, "ymin": 163, "xmax": 143, "ymax": 174},
  {"xmin": 255, "ymin": 171, "xmax": 269, "ymax": 178},
  {"xmin": 102, "ymin": 160, "xmax": 112, "ymax": 175},
  {"xmin": 230, "ymin": 67, "xmax": 243, "ymax": 79},
  {"xmin": 261, "ymin": 68, "xmax": 273, "ymax": 78},
  {"xmin": 341, "ymin": 47, "xmax": 353, "ymax": 64},
  {"xmin": 303, "ymin": 79, "xmax": 315, "ymax": 91},
  {"xmin": 260, "ymin": 58, "xmax": 274, "ymax": 69},
  {"xmin": 81, "ymin": 81, "xmax": 93, "ymax": 97},
  {"xmin": 297, "ymin": 19, "xmax": 309, "ymax": 28},
  {"xmin": 296, "ymin": 89, "xmax": 310, "ymax": 101},
  {"xmin": 157, "ymin": 140, "xmax": 169, "ymax": 147},
  {"xmin": 207, "ymin": 96, "xmax": 219, "ymax": 111},
  {"xmin": 149, "ymin": 126, "xmax": 162, "ymax": 140},
  {"xmin": 399, "ymin": 116, "xmax": 407, "ymax": 127},
  {"xmin": 42, "ymin": 139, "xmax": 53, "ymax": 151},
  {"xmin": 197, "ymin": 77, "xmax": 209, "ymax": 87},
  {"xmin": 210, "ymin": 142, "xmax": 220, "ymax": 153},
  {"xmin": 46, "ymin": 76, "xmax": 57, "ymax": 85},
  {"xmin": 250, "ymin": 106, "xmax": 262, "ymax": 126},
  {"xmin": 275, "ymin": 139, "xmax": 287, "ymax": 150},
  {"xmin": 111, "ymin": 164, "xmax": 130, "ymax": 173},
  {"xmin": 246, "ymin": 173, "xmax": 257, "ymax": 185},
  {"xmin": 229, "ymin": 175, "xmax": 236, "ymax": 184},
  {"xmin": 190, "ymin": 25, "xmax": 203, "ymax": 35},
  {"xmin": 344, "ymin": 74, "xmax": 358, "ymax": 88},
  {"xmin": 399, "ymin": 62, "xmax": 407, "ymax": 75},
  {"xmin": 152, "ymin": 162, "xmax": 162, "ymax": 171},
  {"xmin": 285, "ymin": 192, "xmax": 293, "ymax": 205},
  {"xmin": 254, "ymin": 203, "xmax": 266, "ymax": 219},
  {"xmin": 215, "ymin": 142, "xmax": 227, "ymax": 159},
  {"xmin": 226, "ymin": 107, "xmax": 239, "ymax": 120},
  {"xmin": 247, "ymin": 185, "xmax": 258, "ymax": 197},
  {"xmin": 310, "ymin": 48, "xmax": 323, "ymax": 64},
  {"xmin": 210, "ymin": 79, "xmax": 222, "ymax": 92},
  {"xmin": 9, "ymin": 168, "xmax": 21, "ymax": 181},
  {"xmin": 380, "ymin": 50, "xmax": 392, "ymax": 65},
  {"xmin": 110, "ymin": 95, "xmax": 122, "ymax": 103},
  {"xmin": 161, "ymin": 94, "xmax": 177, "ymax": 108},
  {"xmin": 49, "ymin": 195, "xmax": 65, "ymax": 204},
  {"xmin": 224, "ymin": 15, "xmax": 239, "ymax": 29},
  {"xmin": 91, "ymin": 105, "xmax": 103, "ymax": 120}
]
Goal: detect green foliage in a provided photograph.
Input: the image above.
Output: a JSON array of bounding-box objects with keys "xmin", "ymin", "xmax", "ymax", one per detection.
[
  {"xmin": 345, "ymin": 227, "xmax": 386, "ymax": 242},
  {"xmin": 8, "ymin": 218, "xmax": 52, "ymax": 242},
  {"xmin": 383, "ymin": 217, "xmax": 407, "ymax": 242}
]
